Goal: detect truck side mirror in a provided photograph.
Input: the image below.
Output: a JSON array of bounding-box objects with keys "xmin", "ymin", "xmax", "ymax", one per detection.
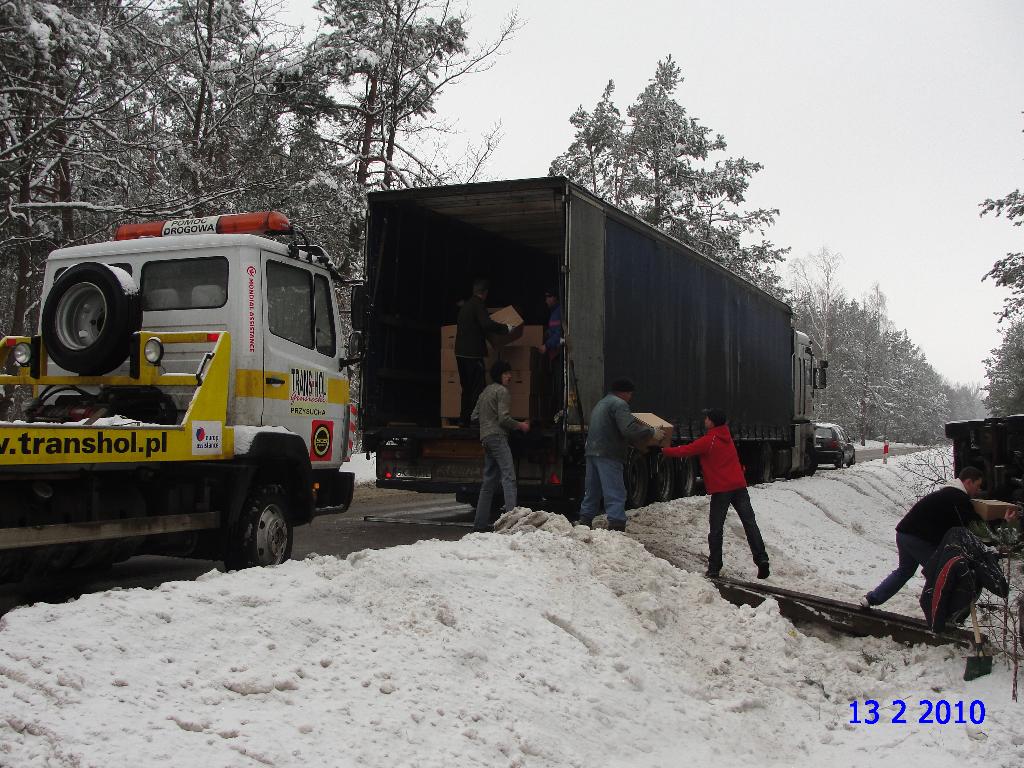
[
  {"xmin": 351, "ymin": 285, "xmax": 367, "ymax": 331},
  {"xmin": 339, "ymin": 331, "xmax": 364, "ymax": 370},
  {"xmin": 814, "ymin": 361, "xmax": 828, "ymax": 390}
]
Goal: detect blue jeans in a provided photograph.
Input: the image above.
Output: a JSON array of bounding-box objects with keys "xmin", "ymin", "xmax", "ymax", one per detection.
[
  {"xmin": 866, "ymin": 532, "xmax": 936, "ymax": 606},
  {"xmin": 579, "ymin": 456, "xmax": 627, "ymax": 523},
  {"xmin": 475, "ymin": 434, "xmax": 517, "ymax": 530}
]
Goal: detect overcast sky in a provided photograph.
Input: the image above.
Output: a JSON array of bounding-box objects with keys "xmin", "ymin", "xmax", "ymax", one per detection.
[{"xmin": 288, "ymin": 1, "xmax": 1023, "ymax": 385}]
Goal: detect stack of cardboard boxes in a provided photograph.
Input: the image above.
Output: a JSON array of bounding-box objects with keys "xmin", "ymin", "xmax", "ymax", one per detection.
[{"xmin": 440, "ymin": 306, "xmax": 548, "ymax": 423}]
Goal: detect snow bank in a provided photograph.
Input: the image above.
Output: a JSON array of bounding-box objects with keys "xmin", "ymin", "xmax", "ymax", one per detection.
[{"xmin": 1, "ymin": 451, "xmax": 1021, "ymax": 767}]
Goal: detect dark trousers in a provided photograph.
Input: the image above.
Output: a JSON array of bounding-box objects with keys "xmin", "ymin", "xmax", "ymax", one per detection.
[
  {"xmin": 708, "ymin": 487, "xmax": 769, "ymax": 570},
  {"xmin": 866, "ymin": 532, "xmax": 936, "ymax": 606},
  {"xmin": 457, "ymin": 356, "xmax": 485, "ymax": 426},
  {"xmin": 546, "ymin": 352, "xmax": 563, "ymax": 419}
]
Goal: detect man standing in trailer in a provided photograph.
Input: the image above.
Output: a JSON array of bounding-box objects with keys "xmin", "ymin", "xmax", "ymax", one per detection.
[{"xmin": 455, "ymin": 279, "xmax": 511, "ymax": 427}]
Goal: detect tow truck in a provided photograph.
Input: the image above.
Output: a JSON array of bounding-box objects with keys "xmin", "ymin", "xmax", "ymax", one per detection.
[{"xmin": 0, "ymin": 212, "xmax": 357, "ymax": 582}]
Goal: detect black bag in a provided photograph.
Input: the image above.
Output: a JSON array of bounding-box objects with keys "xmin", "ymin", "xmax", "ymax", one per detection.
[{"xmin": 920, "ymin": 527, "xmax": 1008, "ymax": 632}]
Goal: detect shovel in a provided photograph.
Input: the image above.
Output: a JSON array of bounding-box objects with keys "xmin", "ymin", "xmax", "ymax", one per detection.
[{"xmin": 963, "ymin": 603, "xmax": 993, "ymax": 681}]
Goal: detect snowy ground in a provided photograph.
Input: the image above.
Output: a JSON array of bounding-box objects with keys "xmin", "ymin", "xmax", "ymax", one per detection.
[
  {"xmin": 346, "ymin": 452, "xmax": 376, "ymax": 485},
  {"xmin": 1, "ymin": 450, "xmax": 1021, "ymax": 767}
]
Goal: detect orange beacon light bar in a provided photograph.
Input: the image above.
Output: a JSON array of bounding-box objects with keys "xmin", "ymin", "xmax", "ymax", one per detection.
[{"xmin": 114, "ymin": 211, "xmax": 292, "ymax": 241}]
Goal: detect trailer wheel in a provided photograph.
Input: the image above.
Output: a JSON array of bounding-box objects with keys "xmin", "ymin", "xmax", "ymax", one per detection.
[
  {"xmin": 225, "ymin": 484, "xmax": 294, "ymax": 570},
  {"xmin": 672, "ymin": 457, "xmax": 697, "ymax": 498},
  {"xmin": 41, "ymin": 262, "xmax": 142, "ymax": 375},
  {"xmin": 758, "ymin": 442, "xmax": 774, "ymax": 484},
  {"xmin": 624, "ymin": 450, "xmax": 649, "ymax": 510},
  {"xmin": 649, "ymin": 453, "xmax": 674, "ymax": 503}
]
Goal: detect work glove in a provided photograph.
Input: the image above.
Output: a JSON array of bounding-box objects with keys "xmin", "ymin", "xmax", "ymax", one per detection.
[
  {"xmin": 506, "ymin": 323, "xmax": 516, "ymax": 332},
  {"xmin": 651, "ymin": 427, "xmax": 666, "ymax": 442}
]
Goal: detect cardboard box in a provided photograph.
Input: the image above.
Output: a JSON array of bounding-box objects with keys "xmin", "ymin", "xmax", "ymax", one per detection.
[
  {"xmin": 505, "ymin": 325, "xmax": 545, "ymax": 349},
  {"xmin": 441, "ymin": 324, "xmax": 457, "ymax": 350},
  {"xmin": 971, "ymin": 498, "xmax": 1019, "ymax": 522},
  {"xmin": 633, "ymin": 412, "xmax": 674, "ymax": 448},
  {"xmin": 488, "ymin": 306, "xmax": 524, "ymax": 346},
  {"xmin": 497, "ymin": 345, "xmax": 540, "ymax": 373},
  {"xmin": 440, "ymin": 370, "xmax": 461, "ymax": 418},
  {"xmin": 442, "ymin": 347, "xmax": 457, "ymax": 371}
]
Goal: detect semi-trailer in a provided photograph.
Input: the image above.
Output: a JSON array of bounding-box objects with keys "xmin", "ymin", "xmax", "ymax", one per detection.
[{"xmin": 356, "ymin": 177, "xmax": 827, "ymax": 510}]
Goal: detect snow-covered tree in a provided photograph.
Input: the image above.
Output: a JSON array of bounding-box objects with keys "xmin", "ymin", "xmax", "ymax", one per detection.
[
  {"xmin": 549, "ymin": 56, "xmax": 787, "ymax": 295},
  {"xmin": 549, "ymin": 80, "xmax": 627, "ymax": 206},
  {"xmin": 984, "ymin": 318, "xmax": 1024, "ymax": 416}
]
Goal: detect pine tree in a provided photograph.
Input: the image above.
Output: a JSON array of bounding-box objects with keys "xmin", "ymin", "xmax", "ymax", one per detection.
[
  {"xmin": 984, "ymin": 318, "xmax": 1024, "ymax": 416},
  {"xmin": 549, "ymin": 57, "xmax": 787, "ymax": 295},
  {"xmin": 549, "ymin": 81, "xmax": 627, "ymax": 206}
]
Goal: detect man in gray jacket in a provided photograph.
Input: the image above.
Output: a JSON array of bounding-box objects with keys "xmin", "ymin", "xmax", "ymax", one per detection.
[
  {"xmin": 471, "ymin": 360, "xmax": 530, "ymax": 532},
  {"xmin": 578, "ymin": 378, "xmax": 664, "ymax": 532}
]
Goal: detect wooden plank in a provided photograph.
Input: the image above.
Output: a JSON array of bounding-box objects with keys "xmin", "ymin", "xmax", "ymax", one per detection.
[
  {"xmin": 0, "ymin": 512, "xmax": 220, "ymax": 550},
  {"xmin": 713, "ymin": 577, "xmax": 976, "ymax": 648}
]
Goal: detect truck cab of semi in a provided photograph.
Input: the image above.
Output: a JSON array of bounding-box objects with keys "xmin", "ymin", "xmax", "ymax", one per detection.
[{"xmin": 0, "ymin": 212, "xmax": 356, "ymax": 583}]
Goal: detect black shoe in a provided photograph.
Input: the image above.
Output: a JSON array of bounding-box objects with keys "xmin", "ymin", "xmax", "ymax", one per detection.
[
  {"xmin": 607, "ymin": 519, "xmax": 626, "ymax": 532},
  {"xmin": 473, "ymin": 524, "xmax": 494, "ymax": 533},
  {"xmin": 757, "ymin": 562, "xmax": 770, "ymax": 579},
  {"xmin": 575, "ymin": 517, "xmax": 593, "ymax": 529},
  {"xmin": 705, "ymin": 568, "xmax": 721, "ymax": 579}
]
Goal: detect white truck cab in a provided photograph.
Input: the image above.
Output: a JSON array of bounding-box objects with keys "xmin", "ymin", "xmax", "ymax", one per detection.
[{"xmin": 0, "ymin": 212, "xmax": 356, "ymax": 582}]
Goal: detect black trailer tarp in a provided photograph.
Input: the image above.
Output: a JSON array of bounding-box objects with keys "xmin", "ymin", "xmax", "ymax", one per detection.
[{"xmin": 602, "ymin": 217, "xmax": 793, "ymax": 440}]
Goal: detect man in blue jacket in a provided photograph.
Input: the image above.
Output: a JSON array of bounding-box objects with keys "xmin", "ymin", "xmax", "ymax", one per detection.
[
  {"xmin": 537, "ymin": 289, "xmax": 564, "ymax": 420},
  {"xmin": 577, "ymin": 379, "xmax": 663, "ymax": 532}
]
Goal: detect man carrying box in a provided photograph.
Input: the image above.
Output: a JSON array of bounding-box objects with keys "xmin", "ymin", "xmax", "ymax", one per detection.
[
  {"xmin": 455, "ymin": 279, "xmax": 512, "ymax": 427},
  {"xmin": 860, "ymin": 466, "xmax": 1018, "ymax": 609},
  {"xmin": 577, "ymin": 379, "xmax": 664, "ymax": 533},
  {"xmin": 662, "ymin": 408, "xmax": 770, "ymax": 580}
]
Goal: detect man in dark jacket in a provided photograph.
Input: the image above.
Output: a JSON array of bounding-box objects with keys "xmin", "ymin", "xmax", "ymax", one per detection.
[
  {"xmin": 455, "ymin": 279, "xmax": 511, "ymax": 426},
  {"xmin": 662, "ymin": 408, "xmax": 770, "ymax": 579},
  {"xmin": 470, "ymin": 360, "xmax": 530, "ymax": 532},
  {"xmin": 860, "ymin": 466, "xmax": 1007, "ymax": 608},
  {"xmin": 577, "ymin": 378, "xmax": 663, "ymax": 533}
]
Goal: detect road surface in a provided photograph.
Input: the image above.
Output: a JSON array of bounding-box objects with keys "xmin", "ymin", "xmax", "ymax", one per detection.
[{"xmin": 0, "ymin": 444, "xmax": 928, "ymax": 615}]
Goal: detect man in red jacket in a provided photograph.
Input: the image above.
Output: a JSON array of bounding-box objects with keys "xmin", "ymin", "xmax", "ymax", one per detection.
[{"xmin": 662, "ymin": 408, "xmax": 770, "ymax": 579}]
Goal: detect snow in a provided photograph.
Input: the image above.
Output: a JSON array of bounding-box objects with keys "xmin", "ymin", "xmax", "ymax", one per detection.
[
  {"xmin": 346, "ymin": 451, "xmax": 376, "ymax": 484},
  {"xmin": 1, "ymin": 450, "xmax": 1022, "ymax": 767},
  {"xmin": 233, "ymin": 424, "xmax": 295, "ymax": 454}
]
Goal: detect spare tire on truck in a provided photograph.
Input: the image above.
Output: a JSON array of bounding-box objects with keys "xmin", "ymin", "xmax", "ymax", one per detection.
[{"xmin": 41, "ymin": 262, "xmax": 142, "ymax": 375}]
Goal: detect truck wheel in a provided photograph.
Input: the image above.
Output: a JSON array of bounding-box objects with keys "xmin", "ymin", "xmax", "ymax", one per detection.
[
  {"xmin": 624, "ymin": 450, "xmax": 649, "ymax": 510},
  {"xmin": 803, "ymin": 439, "xmax": 818, "ymax": 477},
  {"xmin": 41, "ymin": 262, "xmax": 142, "ymax": 375},
  {"xmin": 649, "ymin": 453, "xmax": 674, "ymax": 503},
  {"xmin": 225, "ymin": 485, "xmax": 294, "ymax": 570},
  {"xmin": 672, "ymin": 457, "xmax": 697, "ymax": 498}
]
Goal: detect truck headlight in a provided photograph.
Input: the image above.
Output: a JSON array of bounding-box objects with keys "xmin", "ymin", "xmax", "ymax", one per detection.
[
  {"xmin": 143, "ymin": 337, "xmax": 164, "ymax": 365},
  {"xmin": 12, "ymin": 342, "xmax": 32, "ymax": 366}
]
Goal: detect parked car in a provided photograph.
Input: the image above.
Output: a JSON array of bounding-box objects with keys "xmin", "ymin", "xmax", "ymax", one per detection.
[{"xmin": 814, "ymin": 423, "xmax": 856, "ymax": 468}]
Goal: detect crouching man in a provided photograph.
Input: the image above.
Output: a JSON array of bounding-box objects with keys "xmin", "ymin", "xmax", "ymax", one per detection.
[{"xmin": 471, "ymin": 360, "xmax": 530, "ymax": 532}]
